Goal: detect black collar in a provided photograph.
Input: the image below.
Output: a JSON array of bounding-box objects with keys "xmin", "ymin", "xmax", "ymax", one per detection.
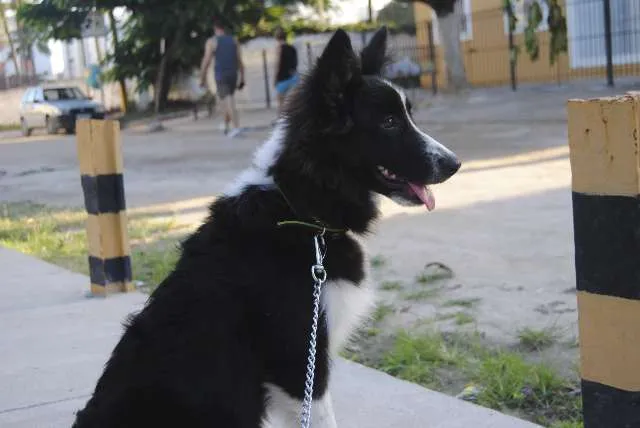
[{"xmin": 257, "ymin": 182, "xmax": 348, "ymax": 236}]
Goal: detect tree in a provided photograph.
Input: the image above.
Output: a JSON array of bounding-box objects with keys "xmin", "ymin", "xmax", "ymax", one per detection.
[
  {"xmin": 397, "ymin": 0, "xmax": 567, "ymax": 91},
  {"xmin": 1, "ymin": 3, "xmax": 20, "ymax": 77},
  {"xmin": 377, "ymin": 1, "xmax": 415, "ymax": 29}
]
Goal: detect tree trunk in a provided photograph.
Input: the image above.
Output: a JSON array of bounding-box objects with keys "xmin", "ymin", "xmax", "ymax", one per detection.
[
  {"xmin": 159, "ymin": 65, "xmax": 173, "ymax": 112},
  {"xmin": 435, "ymin": 0, "xmax": 468, "ymax": 91},
  {"xmin": 0, "ymin": 5, "xmax": 20, "ymax": 78},
  {"xmin": 108, "ymin": 9, "xmax": 128, "ymax": 112},
  {"xmin": 153, "ymin": 48, "xmax": 169, "ymax": 114}
]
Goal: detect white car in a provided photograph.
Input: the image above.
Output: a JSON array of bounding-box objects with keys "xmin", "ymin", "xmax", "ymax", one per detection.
[{"xmin": 19, "ymin": 85, "xmax": 106, "ymax": 136}]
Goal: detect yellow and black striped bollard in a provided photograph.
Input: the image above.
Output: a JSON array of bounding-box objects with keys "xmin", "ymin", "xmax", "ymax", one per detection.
[
  {"xmin": 568, "ymin": 94, "xmax": 640, "ymax": 428},
  {"xmin": 76, "ymin": 119, "xmax": 134, "ymax": 296}
]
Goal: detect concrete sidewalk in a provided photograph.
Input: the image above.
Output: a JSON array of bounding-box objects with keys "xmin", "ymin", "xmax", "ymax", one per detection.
[{"xmin": 0, "ymin": 247, "xmax": 540, "ymax": 428}]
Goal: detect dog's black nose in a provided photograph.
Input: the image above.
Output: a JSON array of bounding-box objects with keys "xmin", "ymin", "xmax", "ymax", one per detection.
[{"xmin": 437, "ymin": 155, "xmax": 462, "ymax": 179}]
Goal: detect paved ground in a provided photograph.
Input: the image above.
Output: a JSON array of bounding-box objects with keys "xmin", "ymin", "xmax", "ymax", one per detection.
[{"xmin": 0, "ymin": 246, "xmax": 540, "ymax": 428}]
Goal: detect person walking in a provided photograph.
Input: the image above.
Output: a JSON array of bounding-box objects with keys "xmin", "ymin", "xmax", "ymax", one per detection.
[
  {"xmin": 273, "ymin": 27, "xmax": 298, "ymax": 115},
  {"xmin": 200, "ymin": 18, "xmax": 245, "ymax": 138}
]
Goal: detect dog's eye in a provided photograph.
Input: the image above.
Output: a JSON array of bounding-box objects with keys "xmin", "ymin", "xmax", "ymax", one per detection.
[{"xmin": 382, "ymin": 116, "xmax": 397, "ymax": 129}]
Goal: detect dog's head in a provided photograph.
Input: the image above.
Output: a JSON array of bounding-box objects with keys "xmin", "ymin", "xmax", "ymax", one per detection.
[{"xmin": 283, "ymin": 27, "xmax": 460, "ymax": 211}]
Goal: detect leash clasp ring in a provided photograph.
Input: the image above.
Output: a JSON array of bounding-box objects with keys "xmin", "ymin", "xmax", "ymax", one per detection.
[{"xmin": 311, "ymin": 264, "xmax": 326, "ymax": 283}]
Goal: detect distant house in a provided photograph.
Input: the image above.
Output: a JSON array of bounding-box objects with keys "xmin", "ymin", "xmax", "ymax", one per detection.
[{"xmin": 413, "ymin": 0, "xmax": 640, "ymax": 89}]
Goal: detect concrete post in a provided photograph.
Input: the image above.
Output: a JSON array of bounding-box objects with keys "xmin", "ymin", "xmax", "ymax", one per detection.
[
  {"xmin": 567, "ymin": 94, "xmax": 640, "ymax": 428},
  {"xmin": 76, "ymin": 119, "xmax": 133, "ymax": 296}
]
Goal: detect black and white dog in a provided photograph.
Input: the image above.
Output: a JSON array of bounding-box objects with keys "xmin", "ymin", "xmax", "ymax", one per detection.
[{"xmin": 73, "ymin": 27, "xmax": 460, "ymax": 428}]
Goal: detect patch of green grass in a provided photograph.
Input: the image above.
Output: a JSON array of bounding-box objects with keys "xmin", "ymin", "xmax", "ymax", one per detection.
[
  {"xmin": 454, "ymin": 312, "xmax": 475, "ymax": 326},
  {"xmin": 132, "ymin": 246, "xmax": 180, "ymax": 290},
  {"xmin": 0, "ymin": 202, "xmax": 185, "ymax": 289},
  {"xmin": 371, "ymin": 302, "xmax": 395, "ymax": 323},
  {"xmin": 415, "ymin": 273, "xmax": 434, "ymax": 284},
  {"xmin": 442, "ymin": 298, "xmax": 481, "ymax": 308},
  {"xmin": 551, "ymin": 422, "xmax": 583, "ymax": 428},
  {"xmin": 435, "ymin": 313, "xmax": 457, "ymax": 321},
  {"xmin": 0, "ymin": 123, "xmax": 20, "ymax": 132},
  {"xmin": 370, "ymin": 255, "xmax": 387, "ymax": 268},
  {"xmin": 380, "ymin": 280, "xmax": 403, "ymax": 291},
  {"xmin": 339, "ymin": 347, "xmax": 364, "ymax": 363},
  {"xmin": 378, "ymin": 330, "xmax": 464, "ymax": 388},
  {"xmin": 361, "ymin": 327, "xmax": 381, "ymax": 338},
  {"xmin": 565, "ymin": 336, "xmax": 580, "ymax": 349},
  {"xmin": 475, "ymin": 352, "xmax": 582, "ymax": 425},
  {"xmin": 352, "ymin": 324, "xmax": 582, "ymax": 426},
  {"xmin": 413, "ymin": 317, "xmax": 436, "ymax": 328},
  {"xmin": 403, "ymin": 288, "xmax": 441, "ymax": 301},
  {"xmin": 436, "ymin": 312, "xmax": 475, "ymax": 326},
  {"xmin": 415, "ymin": 262, "xmax": 454, "ymax": 284},
  {"xmin": 554, "ymin": 422, "xmax": 584, "ymax": 428},
  {"xmin": 517, "ymin": 327, "xmax": 560, "ymax": 352}
]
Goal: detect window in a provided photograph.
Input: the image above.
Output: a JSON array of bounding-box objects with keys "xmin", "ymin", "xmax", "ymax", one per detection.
[
  {"xmin": 503, "ymin": 0, "xmax": 550, "ymax": 35},
  {"xmin": 567, "ymin": 0, "xmax": 640, "ymax": 68},
  {"xmin": 43, "ymin": 87, "xmax": 87, "ymax": 101},
  {"xmin": 22, "ymin": 88, "xmax": 34, "ymax": 104},
  {"xmin": 431, "ymin": 0, "xmax": 473, "ymax": 44},
  {"xmin": 33, "ymin": 88, "xmax": 43, "ymax": 102}
]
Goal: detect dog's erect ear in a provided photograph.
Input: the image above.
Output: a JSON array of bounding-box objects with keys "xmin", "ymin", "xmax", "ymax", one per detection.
[
  {"xmin": 315, "ymin": 29, "xmax": 359, "ymax": 94},
  {"xmin": 361, "ymin": 26, "xmax": 389, "ymax": 75}
]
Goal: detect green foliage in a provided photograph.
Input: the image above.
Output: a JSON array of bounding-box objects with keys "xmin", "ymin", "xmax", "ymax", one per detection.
[
  {"xmin": 378, "ymin": 330, "xmax": 463, "ymax": 388},
  {"xmin": 442, "ymin": 298, "xmax": 481, "ymax": 308},
  {"xmin": 377, "ymin": 1, "xmax": 415, "ymax": 28},
  {"xmin": 523, "ymin": 1, "xmax": 543, "ymax": 61},
  {"xmin": 546, "ymin": 0, "xmax": 568, "ymax": 64},
  {"xmin": 236, "ymin": 17, "xmax": 399, "ymax": 42},
  {"xmin": 380, "ymin": 280, "xmax": 404, "ymax": 291},
  {"xmin": 454, "ymin": 312, "xmax": 475, "ymax": 326},
  {"xmin": 504, "ymin": 0, "xmax": 568, "ymax": 65},
  {"xmin": 370, "ymin": 255, "xmax": 387, "ymax": 268},
  {"xmin": 371, "ymin": 302, "xmax": 395, "ymax": 323},
  {"xmin": 475, "ymin": 352, "xmax": 582, "ymax": 424},
  {"xmin": 517, "ymin": 326, "xmax": 560, "ymax": 352},
  {"xmin": 551, "ymin": 422, "xmax": 583, "ymax": 428}
]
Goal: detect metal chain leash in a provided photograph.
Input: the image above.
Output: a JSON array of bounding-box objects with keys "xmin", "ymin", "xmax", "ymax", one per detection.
[{"xmin": 300, "ymin": 231, "xmax": 327, "ymax": 428}]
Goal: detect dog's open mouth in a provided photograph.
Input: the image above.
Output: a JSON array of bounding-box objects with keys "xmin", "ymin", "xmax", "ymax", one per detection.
[{"xmin": 376, "ymin": 165, "xmax": 436, "ymax": 211}]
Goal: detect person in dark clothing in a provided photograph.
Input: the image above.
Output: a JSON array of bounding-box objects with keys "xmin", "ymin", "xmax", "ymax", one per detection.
[
  {"xmin": 273, "ymin": 27, "xmax": 298, "ymax": 114},
  {"xmin": 200, "ymin": 19, "xmax": 245, "ymax": 138}
]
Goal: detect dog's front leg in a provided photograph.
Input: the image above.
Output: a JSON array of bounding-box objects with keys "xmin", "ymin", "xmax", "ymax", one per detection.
[
  {"xmin": 312, "ymin": 390, "xmax": 337, "ymax": 428},
  {"xmin": 263, "ymin": 384, "xmax": 337, "ymax": 428}
]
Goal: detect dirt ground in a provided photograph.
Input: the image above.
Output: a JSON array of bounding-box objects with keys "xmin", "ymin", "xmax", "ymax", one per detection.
[{"xmin": 1, "ymin": 81, "xmax": 637, "ymax": 376}]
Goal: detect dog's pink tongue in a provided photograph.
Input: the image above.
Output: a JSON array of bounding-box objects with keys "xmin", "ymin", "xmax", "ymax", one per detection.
[{"xmin": 408, "ymin": 183, "xmax": 436, "ymax": 211}]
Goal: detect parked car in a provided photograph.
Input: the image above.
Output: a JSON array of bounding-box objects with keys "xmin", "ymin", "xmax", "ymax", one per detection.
[{"xmin": 19, "ymin": 85, "xmax": 105, "ymax": 136}]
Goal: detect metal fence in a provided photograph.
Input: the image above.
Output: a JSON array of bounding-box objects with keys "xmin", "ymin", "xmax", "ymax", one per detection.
[
  {"xmin": 416, "ymin": 0, "xmax": 640, "ymax": 90},
  {"xmin": 235, "ymin": 30, "xmax": 436, "ymax": 110}
]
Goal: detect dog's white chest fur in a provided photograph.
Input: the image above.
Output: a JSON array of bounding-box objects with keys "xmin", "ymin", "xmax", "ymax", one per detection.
[{"xmin": 322, "ymin": 277, "xmax": 374, "ymax": 354}]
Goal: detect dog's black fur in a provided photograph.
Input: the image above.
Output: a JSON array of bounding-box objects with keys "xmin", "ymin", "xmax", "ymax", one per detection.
[{"xmin": 73, "ymin": 27, "xmax": 460, "ymax": 428}]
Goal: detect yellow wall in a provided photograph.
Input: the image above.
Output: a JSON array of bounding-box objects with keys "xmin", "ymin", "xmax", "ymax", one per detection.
[{"xmin": 414, "ymin": 0, "xmax": 638, "ymax": 90}]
